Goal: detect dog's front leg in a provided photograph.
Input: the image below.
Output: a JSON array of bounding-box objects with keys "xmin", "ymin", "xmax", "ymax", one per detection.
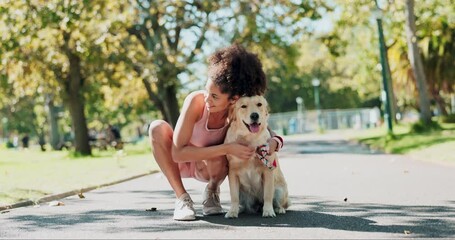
[
  {"xmin": 225, "ymin": 172, "xmax": 240, "ymax": 218},
  {"xmin": 262, "ymin": 170, "xmax": 276, "ymax": 217}
]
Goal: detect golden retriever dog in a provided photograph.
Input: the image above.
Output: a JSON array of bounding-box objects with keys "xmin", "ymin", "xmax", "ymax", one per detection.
[{"xmin": 224, "ymin": 95, "xmax": 289, "ymax": 218}]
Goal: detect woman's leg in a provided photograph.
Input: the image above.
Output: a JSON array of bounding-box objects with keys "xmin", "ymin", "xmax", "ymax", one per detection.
[
  {"xmin": 204, "ymin": 156, "xmax": 228, "ymax": 191},
  {"xmin": 200, "ymin": 156, "xmax": 228, "ymax": 215},
  {"xmin": 149, "ymin": 120, "xmax": 186, "ymax": 198}
]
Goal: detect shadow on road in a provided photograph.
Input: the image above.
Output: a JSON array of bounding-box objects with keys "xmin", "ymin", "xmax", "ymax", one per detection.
[
  {"xmin": 203, "ymin": 196, "xmax": 455, "ymax": 238},
  {"xmin": 6, "ymin": 192, "xmax": 455, "ymax": 238}
]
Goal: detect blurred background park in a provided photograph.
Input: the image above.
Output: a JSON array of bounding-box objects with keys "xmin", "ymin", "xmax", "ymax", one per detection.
[{"xmin": 0, "ymin": 0, "xmax": 454, "ymax": 206}]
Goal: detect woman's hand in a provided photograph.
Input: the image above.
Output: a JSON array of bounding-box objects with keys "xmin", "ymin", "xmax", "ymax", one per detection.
[
  {"xmin": 267, "ymin": 138, "xmax": 278, "ymax": 155},
  {"xmin": 227, "ymin": 143, "xmax": 255, "ymax": 160}
]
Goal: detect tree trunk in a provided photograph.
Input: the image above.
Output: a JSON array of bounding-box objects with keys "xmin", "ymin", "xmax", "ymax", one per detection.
[
  {"xmin": 405, "ymin": 0, "xmax": 432, "ymax": 124},
  {"xmin": 46, "ymin": 96, "xmax": 61, "ymax": 150},
  {"xmin": 432, "ymin": 91, "xmax": 448, "ymax": 116},
  {"xmin": 141, "ymin": 77, "xmax": 180, "ymax": 128},
  {"xmin": 163, "ymin": 83, "xmax": 180, "ymax": 128},
  {"xmin": 62, "ymin": 32, "xmax": 91, "ymax": 155},
  {"xmin": 66, "ymin": 92, "xmax": 91, "ymax": 155}
]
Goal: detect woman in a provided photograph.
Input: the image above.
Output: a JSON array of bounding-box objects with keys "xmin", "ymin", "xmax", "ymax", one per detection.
[{"xmin": 149, "ymin": 44, "xmax": 283, "ymax": 221}]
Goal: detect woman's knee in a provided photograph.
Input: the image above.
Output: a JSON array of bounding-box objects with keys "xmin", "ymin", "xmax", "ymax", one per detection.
[
  {"xmin": 148, "ymin": 120, "xmax": 172, "ymax": 141},
  {"xmin": 148, "ymin": 120, "xmax": 174, "ymax": 151}
]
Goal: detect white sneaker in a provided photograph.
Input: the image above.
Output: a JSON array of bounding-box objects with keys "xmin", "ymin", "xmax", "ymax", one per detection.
[
  {"xmin": 173, "ymin": 193, "xmax": 196, "ymax": 221},
  {"xmin": 202, "ymin": 186, "xmax": 223, "ymax": 216}
]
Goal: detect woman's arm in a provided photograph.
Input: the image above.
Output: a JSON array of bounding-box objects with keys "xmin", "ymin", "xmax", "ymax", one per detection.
[{"xmin": 267, "ymin": 126, "xmax": 284, "ymax": 154}]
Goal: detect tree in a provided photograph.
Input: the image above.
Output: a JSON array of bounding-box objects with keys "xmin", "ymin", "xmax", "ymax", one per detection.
[
  {"xmin": 375, "ymin": 0, "xmax": 454, "ymax": 117},
  {"xmin": 404, "ymin": 0, "xmax": 432, "ymax": 123},
  {"xmin": 416, "ymin": 1, "xmax": 455, "ymax": 115},
  {"xmin": 312, "ymin": 0, "xmax": 454, "ymax": 122},
  {"xmin": 125, "ymin": 0, "xmax": 328, "ymax": 127},
  {"xmin": 1, "ymin": 1, "xmax": 136, "ymax": 155},
  {"xmin": 125, "ymin": 0, "xmax": 217, "ymax": 127},
  {"xmin": 317, "ymin": 1, "xmax": 385, "ymax": 102}
]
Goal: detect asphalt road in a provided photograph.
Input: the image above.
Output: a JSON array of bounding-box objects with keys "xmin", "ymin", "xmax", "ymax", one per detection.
[{"xmin": 1, "ymin": 133, "xmax": 455, "ymax": 239}]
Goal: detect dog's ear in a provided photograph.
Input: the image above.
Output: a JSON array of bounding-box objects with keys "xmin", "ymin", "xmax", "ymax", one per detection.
[
  {"xmin": 228, "ymin": 102, "xmax": 237, "ymax": 122},
  {"xmin": 228, "ymin": 96, "xmax": 239, "ymax": 122}
]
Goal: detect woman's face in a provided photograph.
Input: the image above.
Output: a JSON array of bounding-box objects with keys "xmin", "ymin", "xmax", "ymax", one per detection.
[{"xmin": 204, "ymin": 79, "xmax": 233, "ymax": 113}]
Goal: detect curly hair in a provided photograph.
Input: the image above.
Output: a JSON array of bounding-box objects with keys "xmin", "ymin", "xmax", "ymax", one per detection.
[{"xmin": 207, "ymin": 44, "xmax": 267, "ymax": 98}]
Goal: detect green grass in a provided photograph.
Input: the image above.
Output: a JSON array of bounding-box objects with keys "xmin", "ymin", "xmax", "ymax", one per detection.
[
  {"xmin": 0, "ymin": 139, "xmax": 159, "ymax": 206},
  {"xmin": 347, "ymin": 122, "xmax": 455, "ymax": 165}
]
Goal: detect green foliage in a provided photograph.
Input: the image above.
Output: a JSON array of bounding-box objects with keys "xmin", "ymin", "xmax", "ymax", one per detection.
[
  {"xmin": 410, "ymin": 120, "xmax": 442, "ymax": 133},
  {"xmin": 1, "ymin": 0, "xmax": 453, "ymax": 151},
  {"xmin": 356, "ymin": 123, "xmax": 455, "ymax": 154},
  {"xmin": 324, "ymin": 0, "xmax": 455, "ymax": 119},
  {"xmin": 440, "ymin": 114, "xmax": 455, "ymax": 123},
  {"xmin": 361, "ymin": 97, "xmax": 381, "ymax": 108}
]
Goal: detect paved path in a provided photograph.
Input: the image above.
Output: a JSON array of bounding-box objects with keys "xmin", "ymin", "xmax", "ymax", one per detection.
[{"xmin": 1, "ymin": 133, "xmax": 455, "ymax": 239}]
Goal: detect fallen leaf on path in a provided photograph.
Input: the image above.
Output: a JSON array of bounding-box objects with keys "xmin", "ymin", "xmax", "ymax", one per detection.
[{"xmin": 49, "ymin": 201, "xmax": 65, "ymax": 207}]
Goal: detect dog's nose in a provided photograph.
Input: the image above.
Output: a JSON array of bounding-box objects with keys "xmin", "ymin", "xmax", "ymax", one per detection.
[{"xmin": 250, "ymin": 112, "xmax": 259, "ymax": 121}]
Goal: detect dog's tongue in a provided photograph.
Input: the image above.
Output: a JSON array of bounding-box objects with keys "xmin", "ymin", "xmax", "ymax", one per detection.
[{"xmin": 250, "ymin": 123, "xmax": 260, "ymax": 133}]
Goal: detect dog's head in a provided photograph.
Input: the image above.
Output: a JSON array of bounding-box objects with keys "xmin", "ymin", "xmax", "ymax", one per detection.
[{"xmin": 230, "ymin": 95, "xmax": 269, "ymax": 134}]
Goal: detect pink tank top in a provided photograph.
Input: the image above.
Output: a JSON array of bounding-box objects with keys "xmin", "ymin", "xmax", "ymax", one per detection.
[{"xmin": 189, "ymin": 106, "xmax": 229, "ymax": 147}]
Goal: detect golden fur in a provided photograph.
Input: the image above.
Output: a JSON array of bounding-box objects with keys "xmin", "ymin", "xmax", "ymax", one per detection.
[{"xmin": 224, "ymin": 95, "xmax": 289, "ymax": 218}]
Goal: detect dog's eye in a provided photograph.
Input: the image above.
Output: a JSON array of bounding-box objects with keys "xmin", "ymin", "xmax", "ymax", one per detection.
[
  {"xmin": 241, "ymin": 105, "xmax": 247, "ymax": 108},
  {"xmin": 257, "ymin": 103, "xmax": 262, "ymax": 107}
]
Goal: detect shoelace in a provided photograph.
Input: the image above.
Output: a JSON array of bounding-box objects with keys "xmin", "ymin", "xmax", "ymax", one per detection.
[
  {"xmin": 180, "ymin": 197, "xmax": 194, "ymax": 209},
  {"xmin": 203, "ymin": 191, "xmax": 220, "ymax": 205}
]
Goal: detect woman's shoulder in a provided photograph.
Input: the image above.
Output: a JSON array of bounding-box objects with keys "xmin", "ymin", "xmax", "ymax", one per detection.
[
  {"xmin": 184, "ymin": 90, "xmax": 206, "ymax": 104},
  {"xmin": 181, "ymin": 90, "xmax": 206, "ymax": 117}
]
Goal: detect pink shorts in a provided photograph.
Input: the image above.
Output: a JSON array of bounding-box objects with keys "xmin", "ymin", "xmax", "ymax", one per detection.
[{"xmin": 178, "ymin": 161, "xmax": 208, "ymax": 183}]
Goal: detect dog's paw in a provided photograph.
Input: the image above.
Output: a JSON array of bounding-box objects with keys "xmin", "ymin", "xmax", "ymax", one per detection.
[
  {"xmin": 225, "ymin": 205, "xmax": 239, "ymax": 218},
  {"xmin": 225, "ymin": 209, "xmax": 239, "ymax": 218},
  {"xmin": 275, "ymin": 207, "xmax": 286, "ymax": 214},
  {"xmin": 262, "ymin": 207, "xmax": 276, "ymax": 218}
]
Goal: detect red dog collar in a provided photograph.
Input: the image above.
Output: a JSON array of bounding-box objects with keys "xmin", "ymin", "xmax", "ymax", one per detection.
[{"xmin": 256, "ymin": 144, "xmax": 277, "ymax": 170}]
